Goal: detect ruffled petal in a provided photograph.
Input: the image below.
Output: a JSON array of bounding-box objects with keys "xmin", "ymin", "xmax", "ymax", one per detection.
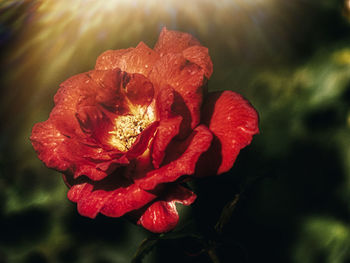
[
  {"xmin": 149, "ymin": 53, "xmax": 205, "ymax": 130},
  {"xmin": 100, "ymin": 184, "xmax": 155, "ymax": 217},
  {"xmin": 183, "ymin": 45, "xmax": 213, "ymax": 79},
  {"xmin": 123, "ymin": 73, "xmax": 154, "ymax": 106},
  {"xmin": 31, "ymin": 71, "xmax": 119, "ymax": 180},
  {"xmin": 155, "ymin": 84, "xmax": 175, "ymax": 119},
  {"xmin": 126, "ymin": 121, "xmax": 159, "ymax": 159},
  {"xmin": 154, "ymin": 27, "xmax": 200, "ymax": 55},
  {"xmin": 138, "ymin": 125, "xmax": 212, "ymax": 190},
  {"xmin": 163, "ymin": 184, "xmax": 197, "ymax": 205},
  {"xmin": 137, "ymin": 185, "xmax": 196, "ymax": 233},
  {"xmin": 51, "ymin": 72, "xmax": 101, "ymax": 137},
  {"xmin": 67, "ymin": 181, "xmax": 156, "ymax": 219},
  {"xmin": 31, "ymin": 120, "xmax": 72, "ymax": 172},
  {"xmin": 155, "ymin": 85, "xmax": 191, "ymax": 139},
  {"xmin": 52, "ymin": 69, "xmax": 123, "ymax": 142},
  {"xmin": 31, "ymin": 120, "xmax": 114, "ymax": 180},
  {"xmin": 151, "ymin": 116, "xmax": 182, "ymax": 168},
  {"xmin": 138, "ymin": 201, "xmax": 179, "ymax": 233},
  {"xmin": 31, "ymin": 69, "xmax": 158, "ymax": 181},
  {"xmin": 94, "ymin": 48, "xmax": 132, "ymax": 70},
  {"xmin": 201, "ymin": 91, "xmax": 259, "ymax": 175},
  {"xmin": 95, "ymin": 42, "xmax": 160, "ymax": 76}
]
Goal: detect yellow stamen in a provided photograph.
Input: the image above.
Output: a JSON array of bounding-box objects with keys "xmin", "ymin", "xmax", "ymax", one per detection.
[{"xmin": 109, "ymin": 107, "xmax": 153, "ymax": 152}]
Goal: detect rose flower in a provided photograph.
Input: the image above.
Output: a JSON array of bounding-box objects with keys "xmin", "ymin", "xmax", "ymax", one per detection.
[{"xmin": 30, "ymin": 28, "xmax": 259, "ymax": 233}]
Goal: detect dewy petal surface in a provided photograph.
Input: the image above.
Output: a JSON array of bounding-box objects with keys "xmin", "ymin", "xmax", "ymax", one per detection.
[
  {"xmin": 154, "ymin": 27, "xmax": 200, "ymax": 55},
  {"xmin": 182, "ymin": 45, "xmax": 213, "ymax": 79},
  {"xmin": 149, "ymin": 53, "xmax": 205, "ymax": 130},
  {"xmin": 200, "ymin": 91, "xmax": 259, "ymax": 175},
  {"xmin": 137, "ymin": 185, "xmax": 196, "ymax": 233},
  {"xmin": 31, "ymin": 69, "xmax": 157, "ymax": 181},
  {"xmin": 151, "ymin": 116, "xmax": 182, "ymax": 169},
  {"xmin": 95, "ymin": 42, "xmax": 159, "ymax": 76},
  {"xmin": 67, "ymin": 181, "xmax": 156, "ymax": 219},
  {"xmin": 139, "ymin": 125, "xmax": 212, "ymax": 191}
]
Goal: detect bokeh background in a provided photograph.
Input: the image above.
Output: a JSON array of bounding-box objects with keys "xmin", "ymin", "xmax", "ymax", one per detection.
[{"xmin": 1, "ymin": 0, "xmax": 350, "ymax": 262}]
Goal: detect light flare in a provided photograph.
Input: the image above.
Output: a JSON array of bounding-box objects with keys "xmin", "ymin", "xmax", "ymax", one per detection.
[{"xmin": 0, "ymin": 0, "xmax": 291, "ymax": 150}]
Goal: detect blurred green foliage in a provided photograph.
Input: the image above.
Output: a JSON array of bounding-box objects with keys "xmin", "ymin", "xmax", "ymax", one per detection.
[{"xmin": 0, "ymin": 0, "xmax": 349, "ymax": 262}]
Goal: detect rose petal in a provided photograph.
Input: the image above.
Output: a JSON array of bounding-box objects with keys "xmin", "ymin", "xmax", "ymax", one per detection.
[
  {"xmin": 31, "ymin": 120, "xmax": 72, "ymax": 173},
  {"xmin": 126, "ymin": 121, "xmax": 159, "ymax": 159},
  {"xmin": 95, "ymin": 42, "xmax": 159, "ymax": 76},
  {"xmin": 75, "ymin": 105, "xmax": 114, "ymax": 147},
  {"xmin": 138, "ymin": 201, "xmax": 179, "ymax": 233},
  {"xmin": 51, "ymin": 72, "xmax": 101, "ymax": 137},
  {"xmin": 123, "ymin": 73, "xmax": 154, "ymax": 106},
  {"xmin": 30, "ymin": 120, "xmax": 123, "ymax": 181},
  {"xmin": 87, "ymin": 69, "xmax": 125, "ymax": 111},
  {"xmin": 137, "ymin": 185, "xmax": 196, "ymax": 233},
  {"xmin": 94, "ymin": 48, "xmax": 133, "ymax": 70},
  {"xmin": 100, "ymin": 184, "xmax": 156, "ymax": 217},
  {"xmin": 31, "ymin": 69, "xmax": 158, "ymax": 181},
  {"xmin": 155, "ymin": 84, "xmax": 175, "ymax": 119},
  {"xmin": 154, "ymin": 27, "xmax": 200, "ymax": 55},
  {"xmin": 155, "ymin": 85, "xmax": 191, "ymax": 138},
  {"xmin": 149, "ymin": 53, "xmax": 205, "ymax": 129},
  {"xmin": 151, "ymin": 116, "xmax": 183, "ymax": 168},
  {"xmin": 163, "ymin": 184, "xmax": 197, "ymax": 205},
  {"xmin": 68, "ymin": 183, "xmax": 110, "ymax": 218},
  {"xmin": 138, "ymin": 125, "xmax": 212, "ymax": 190},
  {"xmin": 201, "ymin": 91, "xmax": 259, "ymax": 175},
  {"xmin": 53, "ymin": 69, "xmax": 123, "ymax": 141},
  {"xmin": 67, "ymin": 182, "xmax": 156, "ymax": 219},
  {"xmin": 183, "ymin": 45, "xmax": 213, "ymax": 79}
]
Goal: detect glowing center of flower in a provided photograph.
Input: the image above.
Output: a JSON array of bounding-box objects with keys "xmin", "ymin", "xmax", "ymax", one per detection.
[{"xmin": 109, "ymin": 107, "xmax": 153, "ymax": 152}]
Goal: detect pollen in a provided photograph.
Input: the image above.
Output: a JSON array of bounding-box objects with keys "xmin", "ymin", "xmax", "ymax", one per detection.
[{"xmin": 109, "ymin": 109, "xmax": 153, "ymax": 152}]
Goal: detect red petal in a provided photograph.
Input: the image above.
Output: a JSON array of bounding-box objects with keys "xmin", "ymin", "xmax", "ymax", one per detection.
[
  {"xmin": 31, "ymin": 120, "xmax": 72, "ymax": 172},
  {"xmin": 100, "ymin": 184, "xmax": 155, "ymax": 217},
  {"xmin": 183, "ymin": 45, "xmax": 213, "ymax": 79},
  {"xmin": 138, "ymin": 125, "xmax": 212, "ymax": 190},
  {"xmin": 94, "ymin": 48, "xmax": 133, "ymax": 71},
  {"xmin": 31, "ymin": 120, "xmax": 120, "ymax": 181},
  {"xmin": 155, "ymin": 85, "xmax": 190, "ymax": 138},
  {"xmin": 163, "ymin": 185, "xmax": 197, "ymax": 205},
  {"xmin": 67, "ymin": 182, "xmax": 156, "ymax": 218},
  {"xmin": 137, "ymin": 185, "xmax": 196, "ymax": 233},
  {"xmin": 68, "ymin": 183, "xmax": 110, "ymax": 218},
  {"xmin": 31, "ymin": 69, "xmax": 157, "ymax": 181},
  {"xmin": 123, "ymin": 73, "xmax": 154, "ymax": 106},
  {"xmin": 155, "ymin": 84, "xmax": 175, "ymax": 119},
  {"xmin": 201, "ymin": 91, "xmax": 259, "ymax": 175},
  {"xmin": 75, "ymin": 105, "xmax": 114, "ymax": 146},
  {"xmin": 149, "ymin": 53, "xmax": 205, "ymax": 130},
  {"xmin": 95, "ymin": 42, "xmax": 159, "ymax": 76},
  {"xmin": 87, "ymin": 69, "xmax": 125, "ymax": 110},
  {"xmin": 138, "ymin": 201, "xmax": 179, "ymax": 233},
  {"xmin": 51, "ymin": 72, "xmax": 101, "ymax": 137},
  {"xmin": 53, "ymin": 69, "xmax": 123, "ymax": 141},
  {"xmin": 126, "ymin": 121, "xmax": 159, "ymax": 159},
  {"xmin": 151, "ymin": 116, "xmax": 182, "ymax": 168},
  {"xmin": 154, "ymin": 27, "xmax": 200, "ymax": 55}
]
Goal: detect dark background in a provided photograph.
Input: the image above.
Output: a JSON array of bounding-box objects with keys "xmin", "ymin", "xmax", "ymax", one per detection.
[{"xmin": 0, "ymin": 0, "xmax": 350, "ymax": 262}]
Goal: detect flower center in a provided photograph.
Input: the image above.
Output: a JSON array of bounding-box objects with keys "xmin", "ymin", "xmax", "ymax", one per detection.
[{"xmin": 109, "ymin": 107, "xmax": 153, "ymax": 152}]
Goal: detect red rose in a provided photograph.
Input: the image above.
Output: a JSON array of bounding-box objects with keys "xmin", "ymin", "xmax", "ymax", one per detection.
[{"xmin": 30, "ymin": 28, "xmax": 259, "ymax": 233}]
